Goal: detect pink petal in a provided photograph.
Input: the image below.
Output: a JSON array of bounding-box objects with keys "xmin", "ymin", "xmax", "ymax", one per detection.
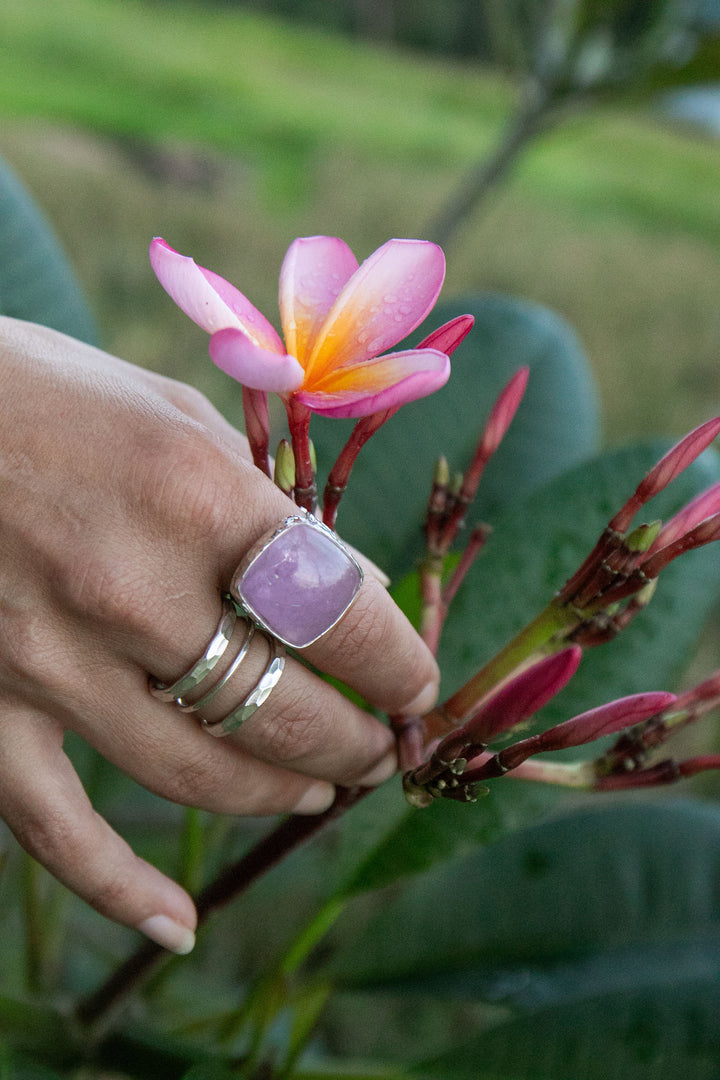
[
  {"xmin": 278, "ymin": 236, "xmax": 359, "ymax": 366},
  {"xmin": 303, "ymin": 239, "xmax": 446, "ymax": 383},
  {"xmin": 149, "ymin": 238, "xmax": 284, "ymax": 352},
  {"xmin": 209, "ymin": 328, "xmax": 304, "ymax": 393},
  {"xmin": 295, "ymin": 348, "xmax": 450, "ymax": 418},
  {"xmin": 416, "ymin": 314, "xmax": 474, "ymax": 355}
]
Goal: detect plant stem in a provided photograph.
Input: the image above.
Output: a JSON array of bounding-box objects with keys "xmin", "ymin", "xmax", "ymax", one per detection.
[
  {"xmin": 177, "ymin": 807, "xmax": 205, "ymax": 895},
  {"xmin": 425, "ymin": 87, "xmax": 556, "ymax": 249},
  {"xmin": 323, "ymin": 409, "xmax": 396, "ymax": 530},
  {"xmin": 75, "ymin": 787, "xmax": 369, "ymax": 1029},
  {"xmin": 287, "ymin": 399, "xmax": 316, "ymax": 511},
  {"xmin": 21, "ymin": 854, "xmax": 45, "ymax": 995}
]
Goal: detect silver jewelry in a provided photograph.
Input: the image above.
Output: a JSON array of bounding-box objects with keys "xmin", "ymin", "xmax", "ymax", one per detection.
[
  {"xmin": 229, "ymin": 509, "xmax": 363, "ymax": 649},
  {"xmin": 201, "ymin": 634, "xmax": 286, "ymax": 738},
  {"xmin": 149, "ymin": 597, "xmax": 237, "ymax": 702},
  {"xmin": 175, "ymin": 620, "xmax": 255, "ymax": 713}
]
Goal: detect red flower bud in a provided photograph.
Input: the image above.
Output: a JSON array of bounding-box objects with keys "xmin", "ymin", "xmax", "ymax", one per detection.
[
  {"xmin": 456, "ymin": 646, "xmax": 582, "ymax": 747},
  {"xmin": 609, "ymin": 416, "xmax": 720, "ymax": 533}
]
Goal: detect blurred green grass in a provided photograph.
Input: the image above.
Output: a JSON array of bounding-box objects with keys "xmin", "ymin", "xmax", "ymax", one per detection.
[{"xmin": 0, "ymin": 0, "xmax": 718, "ymax": 441}]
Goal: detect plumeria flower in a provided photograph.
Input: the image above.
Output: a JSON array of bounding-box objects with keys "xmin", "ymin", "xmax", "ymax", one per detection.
[{"xmin": 150, "ymin": 235, "xmax": 472, "ymax": 420}]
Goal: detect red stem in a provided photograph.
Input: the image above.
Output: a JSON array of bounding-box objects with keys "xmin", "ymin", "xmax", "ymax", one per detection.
[
  {"xmin": 442, "ymin": 525, "xmax": 490, "ymax": 609},
  {"xmin": 323, "ymin": 408, "xmax": 397, "ymax": 529},
  {"xmin": 287, "ymin": 399, "xmax": 316, "ymax": 511},
  {"xmin": 242, "ymin": 388, "xmax": 271, "ymax": 478}
]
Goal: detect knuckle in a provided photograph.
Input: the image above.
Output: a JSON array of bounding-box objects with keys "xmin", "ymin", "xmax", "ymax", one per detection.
[
  {"xmin": 14, "ymin": 801, "xmax": 82, "ymax": 872},
  {"xmin": 15, "ymin": 803, "xmax": 136, "ymax": 918},
  {"xmin": 254, "ymin": 698, "xmax": 332, "ymax": 768},
  {"xmin": 161, "ymin": 748, "xmax": 220, "ymax": 806},
  {"xmin": 0, "ymin": 607, "xmax": 72, "ymax": 698},
  {"xmin": 63, "ymin": 551, "xmax": 156, "ymax": 639},
  {"xmin": 329, "ymin": 594, "xmax": 394, "ymax": 666},
  {"xmin": 144, "ymin": 431, "xmax": 240, "ymax": 545},
  {"xmin": 159, "ymin": 379, "xmax": 215, "ymax": 420}
]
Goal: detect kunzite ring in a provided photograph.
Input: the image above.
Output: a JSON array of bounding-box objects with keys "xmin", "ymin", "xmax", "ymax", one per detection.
[{"xmin": 229, "ymin": 511, "xmax": 364, "ymax": 649}]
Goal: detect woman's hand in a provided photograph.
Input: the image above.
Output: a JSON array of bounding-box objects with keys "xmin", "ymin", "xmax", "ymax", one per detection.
[{"xmin": 0, "ymin": 317, "xmax": 439, "ymax": 953}]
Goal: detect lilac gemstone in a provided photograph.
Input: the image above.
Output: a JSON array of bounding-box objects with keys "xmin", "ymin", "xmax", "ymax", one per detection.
[{"xmin": 237, "ymin": 520, "xmax": 362, "ymax": 648}]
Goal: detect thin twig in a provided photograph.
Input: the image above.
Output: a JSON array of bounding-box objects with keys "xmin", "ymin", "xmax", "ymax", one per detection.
[{"xmin": 76, "ymin": 787, "xmax": 369, "ymax": 1029}]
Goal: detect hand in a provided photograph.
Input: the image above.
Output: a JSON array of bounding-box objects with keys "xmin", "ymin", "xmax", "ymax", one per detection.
[{"xmin": 0, "ymin": 318, "xmax": 439, "ymax": 953}]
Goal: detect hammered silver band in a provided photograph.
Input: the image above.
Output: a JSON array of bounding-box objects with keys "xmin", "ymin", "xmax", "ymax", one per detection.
[
  {"xmin": 149, "ymin": 596, "xmax": 285, "ymax": 733},
  {"xmin": 149, "ymin": 597, "xmax": 237, "ymax": 702},
  {"xmin": 175, "ymin": 620, "xmax": 255, "ymax": 713},
  {"xmin": 200, "ymin": 633, "xmax": 286, "ymax": 738}
]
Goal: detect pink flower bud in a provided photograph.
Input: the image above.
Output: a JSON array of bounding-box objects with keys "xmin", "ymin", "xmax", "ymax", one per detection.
[
  {"xmin": 527, "ymin": 691, "xmax": 675, "ymax": 754},
  {"xmin": 640, "ymin": 512, "xmax": 720, "ymax": 579},
  {"xmin": 648, "ymin": 481, "xmax": 720, "ymax": 554},
  {"xmin": 490, "ymin": 691, "xmax": 675, "ymax": 776},
  {"xmin": 609, "ymin": 416, "xmax": 720, "ymax": 533},
  {"xmin": 416, "ymin": 314, "xmax": 475, "ymax": 356},
  {"xmin": 480, "ymin": 367, "xmax": 530, "ymax": 458},
  {"xmin": 457, "ymin": 646, "xmax": 582, "ymax": 746}
]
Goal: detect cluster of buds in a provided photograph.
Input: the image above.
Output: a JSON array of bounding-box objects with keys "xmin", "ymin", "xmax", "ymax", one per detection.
[
  {"xmin": 556, "ymin": 416, "xmax": 720, "ymax": 645},
  {"xmin": 403, "ymin": 406, "xmax": 720, "ymax": 807},
  {"xmin": 403, "ymin": 647, "xmax": 676, "ymax": 806},
  {"xmin": 590, "ymin": 670, "xmax": 720, "ymax": 791}
]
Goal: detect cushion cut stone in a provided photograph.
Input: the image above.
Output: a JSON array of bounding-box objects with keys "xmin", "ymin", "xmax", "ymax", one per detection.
[{"xmin": 236, "ymin": 519, "xmax": 362, "ymax": 648}]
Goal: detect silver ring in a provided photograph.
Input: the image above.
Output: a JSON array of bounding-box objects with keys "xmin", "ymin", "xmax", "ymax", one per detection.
[
  {"xmin": 229, "ymin": 509, "xmax": 363, "ymax": 649},
  {"xmin": 149, "ymin": 596, "xmax": 237, "ymax": 702},
  {"xmin": 175, "ymin": 620, "xmax": 255, "ymax": 713},
  {"xmin": 200, "ymin": 634, "xmax": 286, "ymax": 738}
]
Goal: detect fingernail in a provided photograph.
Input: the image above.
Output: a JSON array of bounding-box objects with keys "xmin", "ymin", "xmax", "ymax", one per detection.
[
  {"xmin": 139, "ymin": 914, "xmax": 196, "ymax": 955},
  {"xmin": 293, "ymin": 781, "xmax": 336, "ymax": 815},
  {"xmin": 357, "ymin": 748, "xmax": 398, "ymax": 787},
  {"xmin": 402, "ymin": 678, "xmax": 440, "ymax": 717}
]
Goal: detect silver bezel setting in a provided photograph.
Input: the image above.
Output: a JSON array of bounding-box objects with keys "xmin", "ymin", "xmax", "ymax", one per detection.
[{"xmin": 229, "ymin": 510, "xmax": 364, "ymax": 649}]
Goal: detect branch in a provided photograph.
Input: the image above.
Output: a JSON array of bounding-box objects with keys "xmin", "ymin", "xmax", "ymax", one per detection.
[{"xmin": 76, "ymin": 787, "xmax": 369, "ymax": 1029}]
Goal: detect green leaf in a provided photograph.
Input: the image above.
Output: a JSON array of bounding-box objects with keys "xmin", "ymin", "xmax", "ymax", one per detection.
[
  {"xmin": 0, "ymin": 1046, "xmax": 66, "ymax": 1080},
  {"xmin": 0, "ymin": 996, "xmax": 74, "ymax": 1069},
  {"xmin": 327, "ymin": 441, "xmax": 720, "ymax": 901},
  {"xmin": 437, "ymin": 439, "xmax": 720, "ymax": 709},
  {"xmin": 311, "ymin": 294, "xmax": 600, "ymax": 579},
  {"xmin": 334, "ymin": 800, "xmax": 720, "ymax": 1080},
  {"xmin": 0, "ymin": 156, "xmax": 98, "ymax": 344},
  {"xmin": 414, "ymin": 982, "xmax": 720, "ymax": 1080},
  {"xmin": 180, "ymin": 1066, "xmax": 238, "ymax": 1080}
]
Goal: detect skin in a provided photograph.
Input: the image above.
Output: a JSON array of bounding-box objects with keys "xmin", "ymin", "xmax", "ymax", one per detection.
[{"xmin": 0, "ymin": 317, "xmax": 439, "ymax": 952}]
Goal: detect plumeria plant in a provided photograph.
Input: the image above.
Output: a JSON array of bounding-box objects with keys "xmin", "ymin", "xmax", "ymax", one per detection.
[
  {"xmin": 148, "ymin": 235, "xmax": 720, "ymax": 804},
  {"xmin": 55, "ymin": 232, "xmax": 711, "ymax": 1077},
  {"xmin": 4, "ymin": 232, "xmax": 720, "ymax": 1079}
]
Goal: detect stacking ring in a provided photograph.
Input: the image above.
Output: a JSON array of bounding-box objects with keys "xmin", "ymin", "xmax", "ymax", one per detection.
[
  {"xmin": 149, "ymin": 597, "xmax": 237, "ymax": 702},
  {"xmin": 200, "ymin": 633, "xmax": 285, "ymax": 738},
  {"xmin": 175, "ymin": 620, "xmax": 255, "ymax": 713}
]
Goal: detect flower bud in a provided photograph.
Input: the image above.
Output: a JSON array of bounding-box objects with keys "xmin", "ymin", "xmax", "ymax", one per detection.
[
  {"xmin": 609, "ymin": 416, "xmax": 720, "ymax": 533},
  {"xmin": 273, "ymin": 438, "xmax": 295, "ymax": 495},
  {"xmin": 457, "ymin": 646, "xmax": 583, "ymax": 747}
]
